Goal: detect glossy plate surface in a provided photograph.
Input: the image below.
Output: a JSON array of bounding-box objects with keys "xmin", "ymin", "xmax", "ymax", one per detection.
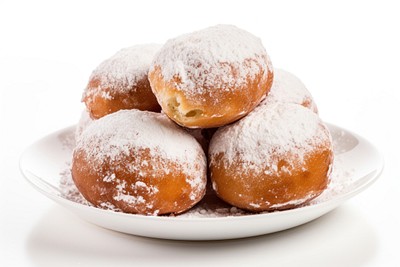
[{"xmin": 20, "ymin": 123, "xmax": 383, "ymax": 240}]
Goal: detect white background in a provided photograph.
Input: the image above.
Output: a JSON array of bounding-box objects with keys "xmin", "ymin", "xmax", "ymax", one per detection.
[{"xmin": 1, "ymin": 0, "xmax": 399, "ymax": 266}]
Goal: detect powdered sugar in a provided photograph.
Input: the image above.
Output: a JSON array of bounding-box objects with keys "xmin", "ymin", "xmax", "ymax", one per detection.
[
  {"xmin": 150, "ymin": 24, "xmax": 272, "ymax": 99},
  {"xmin": 269, "ymin": 193, "xmax": 318, "ymax": 209},
  {"xmin": 59, "ymin": 154, "xmax": 354, "ymax": 217},
  {"xmin": 75, "ymin": 109, "xmax": 204, "ymax": 176},
  {"xmin": 84, "ymin": 44, "xmax": 161, "ymax": 97},
  {"xmin": 59, "ymin": 123, "xmax": 355, "ymax": 217},
  {"xmin": 178, "ymin": 206, "xmax": 247, "ymax": 218},
  {"xmin": 263, "ymin": 68, "xmax": 318, "ymax": 113},
  {"xmin": 209, "ymin": 102, "xmax": 331, "ymax": 175},
  {"xmin": 73, "ymin": 109, "xmax": 207, "ymax": 214},
  {"xmin": 60, "ymin": 162, "xmax": 90, "ymax": 206},
  {"xmin": 58, "ymin": 116, "xmax": 358, "ymax": 218},
  {"xmin": 311, "ymin": 156, "xmax": 356, "ymax": 204}
]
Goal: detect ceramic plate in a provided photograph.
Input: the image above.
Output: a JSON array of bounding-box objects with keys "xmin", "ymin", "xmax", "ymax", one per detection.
[{"xmin": 20, "ymin": 123, "xmax": 383, "ymax": 240}]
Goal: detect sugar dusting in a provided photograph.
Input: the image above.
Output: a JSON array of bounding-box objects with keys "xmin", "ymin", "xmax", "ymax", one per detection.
[
  {"xmin": 59, "ymin": 154, "xmax": 354, "ymax": 217},
  {"xmin": 209, "ymin": 102, "xmax": 331, "ymax": 176},
  {"xmin": 150, "ymin": 24, "xmax": 272, "ymax": 99},
  {"xmin": 263, "ymin": 68, "xmax": 318, "ymax": 113},
  {"xmin": 83, "ymin": 44, "xmax": 161, "ymax": 98},
  {"xmin": 59, "ymin": 125, "xmax": 355, "ymax": 217},
  {"xmin": 311, "ymin": 157, "xmax": 356, "ymax": 204},
  {"xmin": 60, "ymin": 163, "xmax": 90, "ymax": 206},
  {"xmin": 75, "ymin": 109, "xmax": 203, "ymax": 176},
  {"xmin": 72, "ymin": 109, "xmax": 207, "ymax": 213}
]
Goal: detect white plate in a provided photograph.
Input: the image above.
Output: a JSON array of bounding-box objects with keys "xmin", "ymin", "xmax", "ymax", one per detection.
[{"xmin": 20, "ymin": 123, "xmax": 383, "ymax": 240}]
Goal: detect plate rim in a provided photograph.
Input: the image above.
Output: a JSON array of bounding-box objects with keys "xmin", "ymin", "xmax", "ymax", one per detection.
[
  {"xmin": 19, "ymin": 123, "xmax": 384, "ymax": 223},
  {"xmin": 19, "ymin": 122, "xmax": 384, "ymax": 223}
]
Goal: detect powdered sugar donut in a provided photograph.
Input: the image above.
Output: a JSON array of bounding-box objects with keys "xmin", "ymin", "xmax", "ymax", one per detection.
[
  {"xmin": 262, "ymin": 68, "xmax": 318, "ymax": 113},
  {"xmin": 71, "ymin": 109, "xmax": 207, "ymax": 215},
  {"xmin": 83, "ymin": 44, "xmax": 162, "ymax": 119},
  {"xmin": 209, "ymin": 102, "xmax": 333, "ymax": 212},
  {"xmin": 149, "ymin": 24, "xmax": 273, "ymax": 128}
]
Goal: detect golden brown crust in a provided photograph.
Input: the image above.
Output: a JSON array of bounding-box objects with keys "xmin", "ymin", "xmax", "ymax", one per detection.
[
  {"xmin": 208, "ymin": 102, "xmax": 333, "ymax": 212},
  {"xmin": 71, "ymin": 109, "xmax": 207, "ymax": 215},
  {"xmin": 83, "ymin": 77, "xmax": 161, "ymax": 120},
  {"xmin": 148, "ymin": 65, "xmax": 273, "ymax": 128},
  {"xmin": 210, "ymin": 147, "xmax": 333, "ymax": 212},
  {"xmin": 72, "ymin": 148, "xmax": 206, "ymax": 215}
]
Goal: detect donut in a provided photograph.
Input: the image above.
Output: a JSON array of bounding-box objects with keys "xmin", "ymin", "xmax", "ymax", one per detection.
[
  {"xmin": 262, "ymin": 68, "xmax": 318, "ymax": 113},
  {"xmin": 209, "ymin": 102, "xmax": 333, "ymax": 212},
  {"xmin": 83, "ymin": 44, "xmax": 162, "ymax": 119},
  {"xmin": 148, "ymin": 24, "xmax": 273, "ymax": 128},
  {"xmin": 71, "ymin": 109, "xmax": 207, "ymax": 215}
]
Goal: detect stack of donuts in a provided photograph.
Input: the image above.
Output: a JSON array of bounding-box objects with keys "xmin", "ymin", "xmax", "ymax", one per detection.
[{"xmin": 72, "ymin": 25, "xmax": 334, "ymax": 216}]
